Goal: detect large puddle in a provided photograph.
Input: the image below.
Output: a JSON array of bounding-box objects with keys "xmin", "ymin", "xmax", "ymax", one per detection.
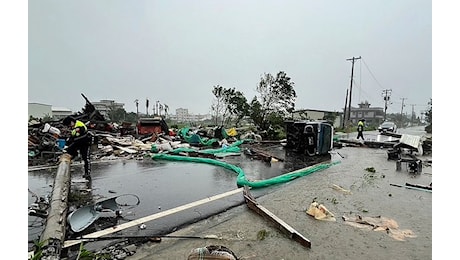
[
  {"xmin": 28, "ymin": 147, "xmax": 331, "ymax": 252},
  {"xmin": 29, "ymin": 128, "xmax": 427, "ymax": 253}
]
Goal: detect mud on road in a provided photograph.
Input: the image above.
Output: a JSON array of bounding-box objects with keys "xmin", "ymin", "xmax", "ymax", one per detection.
[{"xmin": 128, "ymin": 145, "xmax": 432, "ymax": 260}]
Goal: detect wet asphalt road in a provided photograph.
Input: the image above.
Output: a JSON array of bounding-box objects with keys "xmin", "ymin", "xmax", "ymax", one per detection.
[
  {"xmin": 28, "ymin": 126, "xmax": 430, "ymax": 255},
  {"xmin": 28, "ymin": 141, "xmax": 298, "ymax": 252}
]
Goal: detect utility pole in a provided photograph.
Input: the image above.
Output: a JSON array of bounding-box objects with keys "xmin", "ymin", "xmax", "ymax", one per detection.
[
  {"xmin": 420, "ymin": 110, "xmax": 426, "ymax": 124},
  {"xmin": 381, "ymin": 89, "xmax": 392, "ymax": 121},
  {"xmin": 400, "ymin": 97, "xmax": 407, "ymax": 127},
  {"xmin": 409, "ymin": 104, "xmax": 416, "ymax": 125},
  {"xmin": 346, "ymin": 56, "xmax": 361, "ymax": 125},
  {"xmin": 343, "ymin": 89, "xmax": 348, "ymax": 128}
]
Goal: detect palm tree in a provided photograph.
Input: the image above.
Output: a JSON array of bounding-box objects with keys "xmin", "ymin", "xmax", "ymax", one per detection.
[
  {"xmin": 164, "ymin": 104, "xmax": 169, "ymax": 119},
  {"xmin": 159, "ymin": 103, "xmax": 163, "ymax": 116},
  {"xmin": 134, "ymin": 99, "xmax": 139, "ymax": 118}
]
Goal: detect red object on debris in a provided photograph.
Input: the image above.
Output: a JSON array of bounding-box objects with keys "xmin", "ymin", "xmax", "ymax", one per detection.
[{"xmin": 136, "ymin": 117, "xmax": 168, "ymax": 136}]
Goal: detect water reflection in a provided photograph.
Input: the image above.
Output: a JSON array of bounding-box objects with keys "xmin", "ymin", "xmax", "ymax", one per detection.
[{"xmin": 28, "ymin": 146, "xmax": 333, "ymax": 253}]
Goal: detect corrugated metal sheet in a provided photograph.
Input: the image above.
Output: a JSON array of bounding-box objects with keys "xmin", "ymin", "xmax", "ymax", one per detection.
[{"xmin": 399, "ymin": 134, "xmax": 421, "ymax": 150}]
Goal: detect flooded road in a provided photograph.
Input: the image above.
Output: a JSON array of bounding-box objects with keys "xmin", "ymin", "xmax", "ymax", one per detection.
[
  {"xmin": 28, "ymin": 126, "xmax": 431, "ymax": 256},
  {"xmin": 29, "ymin": 159, "xmax": 242, "ymax": 250},
  {"xmin": 128, "ymin": 126, "xmax": 432, "ymax": 260},
  {"xmin": 28, "ymin": 146, "xmax": 321, "ymax": 252}
]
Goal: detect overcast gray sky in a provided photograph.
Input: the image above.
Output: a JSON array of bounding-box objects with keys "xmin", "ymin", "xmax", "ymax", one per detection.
[{"xmin": 28, "ymin": 0, "xmax": 432, "ymax": 116}]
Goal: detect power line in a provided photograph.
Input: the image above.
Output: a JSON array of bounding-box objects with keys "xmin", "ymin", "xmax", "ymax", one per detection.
[
  {"xmin": 382, "ymin": 89, "xmax": 392, "ymax": 121},
  {"xmin": 352, "ymin": 78, "xmax": 381, "ymax": 105},
  {"xmin": 361, "ymin": 58, "xmax": 386, "ymax": 91}
]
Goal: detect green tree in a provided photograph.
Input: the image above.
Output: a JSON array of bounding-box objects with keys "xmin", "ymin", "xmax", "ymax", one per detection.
[
  {"xmin": 42, "ymin": 114, "xmax": 53, "ymax": 122},
  {"xmin": 251, "ymin": 71, "xmax": 297, "ymax": 131},
  {"xmin": 323, "ymin": 112, "xmax": 338, "ymax": 126},
  {"xmin": 108, "ymin": 107, "xmax": 127, "ymax": 122},
  {"xmin": 425, "ymin": 98, "xmax": 432, "ymax": 125},
  {"xmin": 125, "ymin": 112, "xmax": 138, "ymax": 124},
  {"xmin": 424, "ymin": 98, "xmax": 432, "ymax": 133},
  {"xmin": 211, "ymin": 85, "xmax": 250, "ymax": 127},
  {"xmin": 211, "ymin": 85, "xmax": 228, "ymax": 126},
  {"xmin": 224, "ymin": 88, "xmax": 249, "ymax": 127}
]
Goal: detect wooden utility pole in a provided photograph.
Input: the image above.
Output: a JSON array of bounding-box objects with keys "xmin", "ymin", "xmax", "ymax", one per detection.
[
  {"xmin": 400, "ymin": 97, "xmax": 407, "ymax": 127},
  {"xmin": 346, "ymin": 56, "xmax": 361, "ymax": 124},
  {"xmin": 39, "ymin": 154, "xmax": 72, "ymax": 259},
  {"xmin": 382, "ymin": 89, "xmax": 392, "ymax": 121},
  {"xmin": 343, "ymin": 89, "xmax": 348, "ymax": 128},
  {"xmin": 410, "ymin": 104, "xmax": 416, "ymax": 125}
]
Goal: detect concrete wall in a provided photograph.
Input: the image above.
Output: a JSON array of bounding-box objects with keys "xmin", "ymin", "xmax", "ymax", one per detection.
[
  {"xmin": 292, "ymin": 109, "xmax": 343, "ymax": 129},
  {"xmin": 28, "ymin": 103, "xmax": 52, "ymax": 120}
]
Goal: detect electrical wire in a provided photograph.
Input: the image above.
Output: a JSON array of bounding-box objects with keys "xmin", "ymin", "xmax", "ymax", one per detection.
[{"xmin": 361, "ymin": 58, "xmax": 386, "ymax": 91}]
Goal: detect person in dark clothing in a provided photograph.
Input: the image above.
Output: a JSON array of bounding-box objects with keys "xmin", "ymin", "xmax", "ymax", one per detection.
[
  {"xmin": 63, "ymin": 116, "xmax": 91, "ymax": 178},
  {"xmin": 357, "ymin": 119, "xmax": 365, "ymax": 140}
]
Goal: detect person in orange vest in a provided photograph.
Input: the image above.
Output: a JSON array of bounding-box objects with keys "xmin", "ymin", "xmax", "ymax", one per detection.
[
  {"xmin": 63, "ymin": 116, "xmax": 91, "ymax": 179},
  {"xmin": 357, "ymin": 119, "xmax": 365, "ymax": 140}
]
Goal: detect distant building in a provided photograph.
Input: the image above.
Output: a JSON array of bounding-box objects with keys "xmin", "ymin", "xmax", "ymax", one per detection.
[
  {"xmin": 349, "ymin": 101, "xmax": 384, "ymax": 126},
  {"xmin": 175, "ymin": 108, "xmax": 189, "ymax": 121},
  {"xmin": 92, "ymin": 99, "xmax": 125, "ymax": 120},
  {"xmin": 28, "ymin": 103, "xmax": 52, "ymax": 120},
  {"xmin": 52, "ymin": 107, "xmax": 73, "ymax": 120},
  {"xmin": 168, "ymin": 108, "xmax": 212, "ymax": 122},
  {"xmin": 29, "ymin": 102, "xmax": 73, "ymax": 121},
  {"xmin": 292, "ymin": 108, "xmax": 343, "ymax": 128}
]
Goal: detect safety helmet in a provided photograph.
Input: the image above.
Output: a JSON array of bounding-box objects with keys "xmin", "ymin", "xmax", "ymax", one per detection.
[{"xmin": 63, "ymin": 116, "xmax": 76, "ymax": 126}]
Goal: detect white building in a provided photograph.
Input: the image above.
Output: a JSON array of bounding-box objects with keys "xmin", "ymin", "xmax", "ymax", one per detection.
[
  {"xmin": 28, "ymin": 102, "xmax": 74, "ymax": 121},
  {"xmin": 52, "ymin": 107, "xmax": 73, "ymax": 120},
  {"xmin": 28, "ymin": 103, "xmax": 52, "ymax": 120},
  {"xmin": 92, "ymin": 100, "xmax": 125, "ymax": 119},
  {"xmin": 175, "ymin": 108, "xmax": 189, "ymax": 121},
  {"xmin": 169, "ymin": 108, "xmax": 212, "ymax": 122}
]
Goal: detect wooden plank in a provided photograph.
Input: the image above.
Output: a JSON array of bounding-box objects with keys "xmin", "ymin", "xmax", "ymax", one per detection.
[
  {"xmin": 64, "ymin": 187, "xmax": 244, "ymax": 248},
  {"xmin": 390, "ymin": 183, "xmax": 432, "ymax": 193},
  {"xmin": 405, "ymin": 182, "xmax": 432, "ymax": 190},
  {"xmin": 243, "ymin": 186, "xmax": 311, "ymax": 248},
  {"xmin": 250, "ymin": 148, "xmax": 284, "ymax": 162},
  {"xmin": 381, "ymin": 132, "xmax": 402, "ymax": 138},
  {"xmin": 114, "ymin": 145, "xmax": 138, "ymax": 154}
]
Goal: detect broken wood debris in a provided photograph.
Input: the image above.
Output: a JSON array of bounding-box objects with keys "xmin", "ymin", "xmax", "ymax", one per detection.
[
  {"xmin": 243, "ymin": 186, "xmax": 311, "ymax": 249},
  {"xmin": 390, "ymin": 183, "xmax": 432, "ymax": 193},
  {"xmin": 243, "ymin": 147, "xmax": 284, "ymax": 162},
  {"xmin": 405, "ymin": 182, "xmax": 432, "ymax": 190}
]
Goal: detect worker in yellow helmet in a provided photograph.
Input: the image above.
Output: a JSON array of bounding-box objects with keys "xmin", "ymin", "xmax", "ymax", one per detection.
[
  {"xmin": 63, "ymin": 116, "xmax": 91, "ymax": 179},
  {"xmin": 357, "ymin": 119, "xmax": 365, "ymax": 141}
]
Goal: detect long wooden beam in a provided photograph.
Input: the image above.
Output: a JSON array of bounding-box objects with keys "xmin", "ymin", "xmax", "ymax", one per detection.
[
  {"xmin": 64, "ymin": 187, "xmax": 244, "ymax": 248},
  {"xmin": 243, "ymin": 186, "xmax": 311, "ymax": 248}
]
